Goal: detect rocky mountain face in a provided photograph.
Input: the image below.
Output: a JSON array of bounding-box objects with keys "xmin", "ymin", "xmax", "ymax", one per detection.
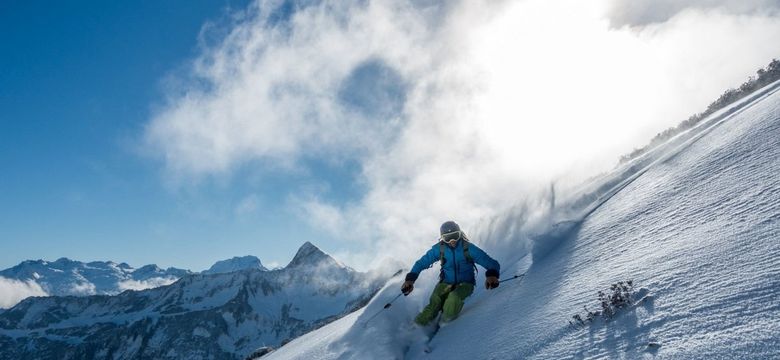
[
  {"xmin": 0, "ymin": 258, "xmax": 191, "ymax": 297},
  {"xmin": 203, "ymin": 256, "xmax": 268, "ymax": 275},
  {"xmin": 0, "ymin": 242, "xmax": 387, "ymax": 360}
]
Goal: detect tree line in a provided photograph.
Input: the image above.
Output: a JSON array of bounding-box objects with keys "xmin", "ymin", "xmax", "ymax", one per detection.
[{"xmin": 619, "ymin": 58, "xmax": 780, "ymax": 164}]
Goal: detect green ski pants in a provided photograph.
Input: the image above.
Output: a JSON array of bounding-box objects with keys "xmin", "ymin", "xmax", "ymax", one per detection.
[{"xmin": 415, "ymin": 282, "xmax": 475, "ymax": 326}]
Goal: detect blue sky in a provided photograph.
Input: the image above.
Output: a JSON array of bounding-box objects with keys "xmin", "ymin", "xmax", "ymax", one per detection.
[
  {"xmin": 0, "ymin": 0, "xmax": 356, "ymax": 271},
  {"xmin": 2, "ymin": 0, "xmax": 779, "ymax": 273}
]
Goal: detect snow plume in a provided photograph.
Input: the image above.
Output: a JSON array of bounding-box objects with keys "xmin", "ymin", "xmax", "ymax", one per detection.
[
  {"xmin": 145, "ymin": 0, "xmax": 780, "ymax": 270},
  {"xmin": 0, "ymin": 277, "xmax": 48, "ymax": 309},
  {"xmin": 117, "ymin": 277, "xmax": 178, "ymax": 292}
]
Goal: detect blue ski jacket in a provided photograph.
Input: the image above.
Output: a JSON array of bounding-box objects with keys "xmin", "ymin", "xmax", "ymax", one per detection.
[{"xmin": 406, "ymin": 240, "xmax": 500, "ymax": 285}]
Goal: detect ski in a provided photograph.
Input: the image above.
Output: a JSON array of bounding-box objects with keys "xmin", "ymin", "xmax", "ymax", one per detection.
[{"xmin": 422, "ymin": 321, "xmax": 442, "ymax": 354}]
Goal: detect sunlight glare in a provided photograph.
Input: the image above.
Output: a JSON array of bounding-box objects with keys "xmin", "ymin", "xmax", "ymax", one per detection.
[{"xmin": 466, "ymin": 0, "xmax": 658, "ymax": 180}]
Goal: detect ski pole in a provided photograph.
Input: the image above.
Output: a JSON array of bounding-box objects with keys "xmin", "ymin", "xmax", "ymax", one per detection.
[
  {"xmin": 363, "ymin": 292, "xmax": 404, "ymax": 327},
  {"xmin": 499, "ymin": 273, "xmax": 525, "ymax": 284}
]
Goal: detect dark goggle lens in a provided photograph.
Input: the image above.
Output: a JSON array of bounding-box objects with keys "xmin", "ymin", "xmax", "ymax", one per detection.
[{"xmin": 441, "ymin": 231, "xmax": 461, "ymax": 242}]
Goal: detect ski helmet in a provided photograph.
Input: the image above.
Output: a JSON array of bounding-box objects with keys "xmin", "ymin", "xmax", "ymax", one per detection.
[{"xmin": 440, "ymin": 221, "xmax": 460, "ymax": 235}]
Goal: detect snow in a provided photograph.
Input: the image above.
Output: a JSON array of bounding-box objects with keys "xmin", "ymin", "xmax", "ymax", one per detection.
[
  {"xmin": 0, "ymin": 241, "xmax": 388, "ymax": 359},
  {"xmin": 0, "ymin": 258, "xmax": 191, "ymax": 303},
  {"xmin": 203, "ymin": 255, "xmax": 267, "ymax": 274},
  {"xmin": 117, "ymin": 277, "xmax": 178, "ymax": 291},
  {"xmin": 218, "ymin": 333, "xmax": 236, "ymax": 353},
  {"xmin": 193, "ymin": 326, "xmax": 210, "ymax": 338},
  {"xmin": 123, "ymin": 334, "xmax": 143, "ymax": 358},
  {"xmin": 265, "ymin": 82, "xmax": 780, "ymax": 359}
]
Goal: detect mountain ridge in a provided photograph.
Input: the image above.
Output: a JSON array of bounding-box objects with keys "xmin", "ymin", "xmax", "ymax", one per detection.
[
  {"xmin": 0, "ymin": 257, "xmax": 191, "ymax": 298},
  {"xmin": 203, "ymin": 255, "xmax": 268, "ymax": 274},
  {"xmin": 0, "ymin": 241, "xmax": 389, "ymax": 359},
  {"xmin": 0, "ymin": 242, "xmax": 336, "ymax": 305}
]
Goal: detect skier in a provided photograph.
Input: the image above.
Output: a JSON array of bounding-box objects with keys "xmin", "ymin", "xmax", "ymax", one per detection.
[{"xmin": 401, "ymin": 221, "xmax": 500, "ymax": 325}]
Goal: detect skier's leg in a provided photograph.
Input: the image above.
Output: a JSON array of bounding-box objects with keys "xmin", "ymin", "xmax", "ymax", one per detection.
[
  {"xmin": 441, "ymin": 283, "xmax": 474, "ymax": 322},
  {"xmin": 415, "ymin": 283, "xmax": 452, "ymax": 326}
]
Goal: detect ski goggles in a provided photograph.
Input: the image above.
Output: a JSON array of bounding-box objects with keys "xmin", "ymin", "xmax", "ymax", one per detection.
[{"xmin": 440, "ymin": 230, "xmax": 462, "ymax": 246}]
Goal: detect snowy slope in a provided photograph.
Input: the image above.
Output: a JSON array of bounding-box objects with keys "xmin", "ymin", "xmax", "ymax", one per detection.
[{"xmin": 263, "ymin": 82, "xmax": 780, "ymax": 359}]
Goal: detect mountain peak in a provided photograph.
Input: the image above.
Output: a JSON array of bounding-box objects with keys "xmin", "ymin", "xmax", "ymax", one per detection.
[
  {"xmin": 300, "ymin": 241, "xmax": 318, "ymax": 252},
  {"xmin": 286, "ymin": 242, "xmax": 341, "ymax": 269},
  {"xmin": 203, "ymin": 256, "xmax": 267, "ymax": 274}
]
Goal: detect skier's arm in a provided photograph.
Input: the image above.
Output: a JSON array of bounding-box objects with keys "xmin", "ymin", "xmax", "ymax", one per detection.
[
  {"xmin": 468, "ymin": 243, "xmax": 501, "ymax": 279},
  {"xmin": 405, "ymin": 246, "xmax": 439, "ymax": 282}
]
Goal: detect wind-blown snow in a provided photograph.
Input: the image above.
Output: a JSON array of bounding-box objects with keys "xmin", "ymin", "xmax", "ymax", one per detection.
[{"xmin": 264, "ymin": 82, "xmax": 780, "ymax": 359}]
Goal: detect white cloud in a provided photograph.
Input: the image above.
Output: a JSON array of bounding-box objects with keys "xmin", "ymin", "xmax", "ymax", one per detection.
[
  {"xmin": 235, "ymin": 193, "xmax": 260, "ymax": 216},
  {"xmin": 68, "ymin": 281, "xmax": 97, "ymax": 296},
  {"xmin": 0, "ymin": 277, "xmax": 48, "ymax": 309},
  {"xmin": 145, "ymin": 0, "xmax": 780, "ymax": 270},
  {"xmin": 144, "ymin": 1, "xmax": 430, "ymax": 178},
  {"xmin": 606, "ymin": 0, "xmax": 780, "ymax": 28},
  {"xmin": 117, "ymin": 277, "xmax": 178, "ymax": 292}
]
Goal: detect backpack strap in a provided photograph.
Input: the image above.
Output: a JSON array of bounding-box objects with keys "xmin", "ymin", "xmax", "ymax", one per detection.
[
  {"xmin": 462, "ymin": 239, "xmax": 474, "ymax": 263},
  {"xmin": 462, "ymin": 237, "xmax": 478, "ymax": 274},
  {"xmin": 439, "ymin": 241, "xmax": 446, "ymax": 266},
  {"xmin": 439, "ymin": 241, "xmax": 446, "ymax": 282}
]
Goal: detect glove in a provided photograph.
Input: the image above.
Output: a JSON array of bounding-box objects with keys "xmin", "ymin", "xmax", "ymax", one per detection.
[
  {"xmin": 485, "ymin": 276, "xmax": 499, "ymax": 290},
  {"xmin": 401, "ymin": 281, "xmax": 414, "ymax": 295}
]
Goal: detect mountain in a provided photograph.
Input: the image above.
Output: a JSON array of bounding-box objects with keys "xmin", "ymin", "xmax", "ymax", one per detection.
[
  {"xmin": 286, "ymin": 241, "xmax": 347, "ymax": 270},
  {"xmin": 0, "ymin": 242, "xmax": 389, "ymax": 360},
  {"xmin": 260, "ymin": 82, "xmax": 780, "ymax": 359},
  {"xmin": 0, "ymin": 254, "xmax": 270, "ymax": 305},
  {"xmin": 203, "ymin": 256, "xmax": 268, "ymax": 274},
  {"xmin": 0, "ymin": 258, "xmax": 191, "ymax": 298}
]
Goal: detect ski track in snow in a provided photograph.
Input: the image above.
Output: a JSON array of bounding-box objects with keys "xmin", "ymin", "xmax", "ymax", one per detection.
[{"xmin": 265, "ymin": 82, "xmax": 780, "ymax": 360}]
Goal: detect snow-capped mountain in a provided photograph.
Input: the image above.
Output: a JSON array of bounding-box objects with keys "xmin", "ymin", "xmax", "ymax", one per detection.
[
  {"xmin": 0, "ymin": 257, "xmax": 191, "ymax": 298},
  {"xmin": 0, "ymin": 242, "xmax": 389, "ymax": 360},
  {"xmin": 286, "ymin": 242, "xmax": 355, "ymax": 275},
  {"xmin": 1, "ymin": 254, "xmax": 269, "ymax": 305},
  {"xmin": 203, "ymin": 255, "xmax": 268, "ymax": 274},
  {"xmin": 261, "ymin": 82, "xmax": 780, "ymax": 359}
]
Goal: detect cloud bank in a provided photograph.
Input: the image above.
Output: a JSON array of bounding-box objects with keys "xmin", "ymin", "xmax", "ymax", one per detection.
[
  {"xmin": 607, "ymin": 0, "xmax": 780, "ymax": 28},
  {"xmin": 145, "ymin": 1, "xmax": 425, "ymax": 177},
  {"xmin": 67, "ymin": 281, "xmax": 98, "ymax": 296},
  {"xmin": 145, "ymin": 0, "xmax": 780, "ymax": 270},
  {"xmin": 0, "ymin": 277, "xmax": 48, "ymax": 309}
]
